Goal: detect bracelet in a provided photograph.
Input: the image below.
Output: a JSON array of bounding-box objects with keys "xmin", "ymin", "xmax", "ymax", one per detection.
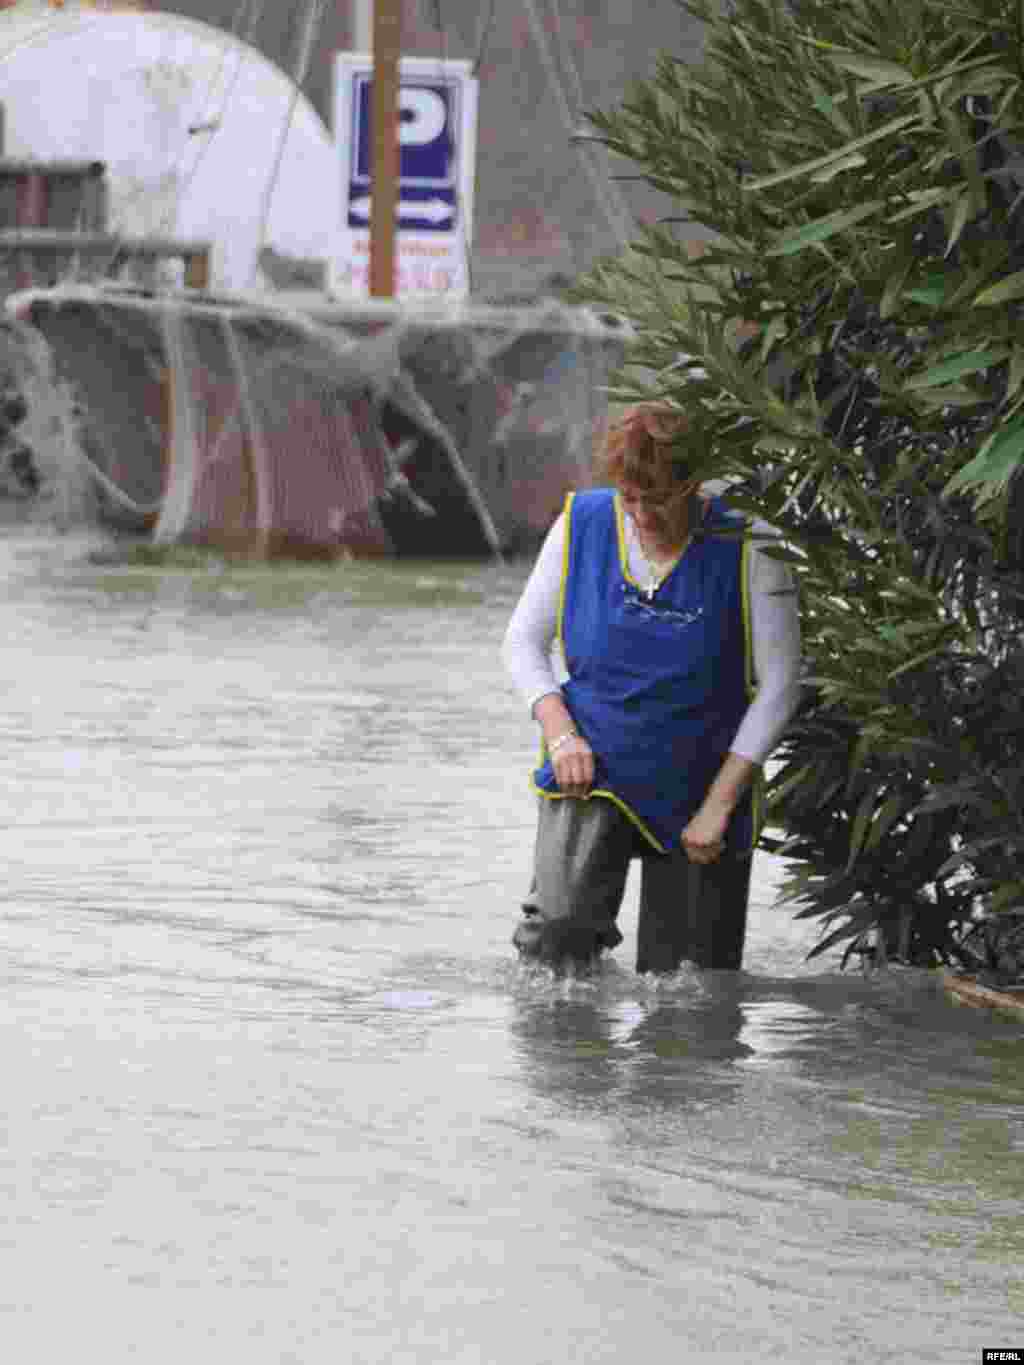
[{"xmin": 547, "ymin": 729, "xmax": 578, "ymax": 755}]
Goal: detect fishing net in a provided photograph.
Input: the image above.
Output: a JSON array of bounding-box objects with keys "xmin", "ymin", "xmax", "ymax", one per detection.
[
  {"xmin": 3, "ymin": 284, "xmax": 627, "ymax": 557},
  {"xmin": 0, "ymin": 311, "xmax": 91, "ymax": 521}
]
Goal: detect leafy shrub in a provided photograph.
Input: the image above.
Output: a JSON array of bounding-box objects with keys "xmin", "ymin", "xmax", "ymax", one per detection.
[{"xmin": 577, "ymin": 0, "xmax": 1024, "ymax": 966}]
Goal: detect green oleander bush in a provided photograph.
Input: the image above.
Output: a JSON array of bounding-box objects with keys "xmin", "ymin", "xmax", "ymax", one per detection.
[{"xmin": 577, "ymin": 0, "xmax": 1024, "ymax": 972}]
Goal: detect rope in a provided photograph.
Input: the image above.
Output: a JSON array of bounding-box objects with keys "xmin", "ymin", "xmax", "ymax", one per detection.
[
  {"xmin": 57, "ymin": 408, "xmax": 164, "ymax": 519},
  {"xmin": 547, "ymin": 0, "xmax": 585, "ymax": 117},
  {"xmin": 249, "ymin": 0, "xmax": 326, "ymax": 287},
  {"xmin": 472, "ymin": 0, "xmax": 499, "ymax": 76},
  {"xmin": 158, "ymin": 0, "xmax": 267, "ymax": 234},
  {"xmin": 102, "ymin": 0, "xmax": 256, "ymax": 231},
  {"xmin": 520, "ymin": 0, "xmax": 633, "ymax": 252},
  {"xmin": 95, "ymin": 0, "xmax": 266, "ymax": 285},
  {"xmin": 223, "ymin": 314, "xmax": 274, "ymax": 536},
  {"xmin": 426, "ymin": 0, "xmax": 475, "ymax": 296},
  {"xmin": 152, "ymin": 304, "xmax": 200, "ymax": 543}
]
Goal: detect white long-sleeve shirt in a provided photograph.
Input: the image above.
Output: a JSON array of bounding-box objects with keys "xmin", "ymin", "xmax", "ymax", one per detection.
[{"xmin": 502, "ymin": 505, "xmax": 802, "ymax": 764}]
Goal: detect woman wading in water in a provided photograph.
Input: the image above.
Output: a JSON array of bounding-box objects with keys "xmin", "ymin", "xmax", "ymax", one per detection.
[{"xmin": 502, "ymin": 404, "xmax": 802, "ymax": 973}]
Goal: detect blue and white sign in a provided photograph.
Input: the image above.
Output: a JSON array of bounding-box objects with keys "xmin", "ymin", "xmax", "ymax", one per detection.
[
  {"xmin": 349, "ymin": 77, "xmax": 459, "ymax": 231},
  {"xmin": 333, "ymin": 54, "xmax": 478, "ymax": 298}
]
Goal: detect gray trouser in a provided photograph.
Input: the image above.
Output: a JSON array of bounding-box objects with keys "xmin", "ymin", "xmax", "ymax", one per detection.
[{"xmin": 513, "ymin": 795, "xmax": 752, "ymax": 972}]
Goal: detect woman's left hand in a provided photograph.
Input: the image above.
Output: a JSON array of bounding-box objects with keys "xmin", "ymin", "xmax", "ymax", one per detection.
[{"xmin": 680, "ymin": 801, "xmax": 731, "ymax": 864}]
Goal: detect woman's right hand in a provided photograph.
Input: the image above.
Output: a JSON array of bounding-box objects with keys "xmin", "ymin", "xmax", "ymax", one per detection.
[
  {"xmin": 533, "ymin": 694, "xmax": 594, "ymax": 798},
  {"xmin": 552, "ymin": 734, "xmax": 594, "ymax": 798}
]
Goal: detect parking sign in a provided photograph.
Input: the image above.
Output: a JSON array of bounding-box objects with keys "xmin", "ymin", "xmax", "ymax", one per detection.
[{"xmin": 333, "ymin": 54, "xmax": 478, "ymax": 298}]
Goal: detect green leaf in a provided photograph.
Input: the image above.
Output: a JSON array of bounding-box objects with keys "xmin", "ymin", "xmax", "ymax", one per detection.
[
  {"xmin": 903, "ymin": 270, "xmax": 956, "ymax": 308},
  {"xmin": 767, "ymin": 763, "xmax": 816, "ymax": 806},
  {"xmin": 864, "ymin": 792, "xmax": 911, "ymax": 852},
  {"xmin": 1007, "ymin": 346, "xmax": 1024, "ymax": 400},
  {"xmin": 846, "ymin": 732, "xmax": 878, "ymax": 798},
  {"xmin": 940, "ymin": 104, "xmax": 986, "ymax": 215},
  {"xmin": 828, "ymin": 53, "xmax": 913, "ymax": 87},
  {"xmin": 743, "ymin": 112, "xmax": 918, "ymax": 191},
  {"xmin": 904, "ymin": 348, "xmax": 1009, "ymax": 390},
  {"xmin": 973, "ymin": 268, "xmax": 1024, "ymax": 308},
  {"xmin": 989, "ymin": 881, "xmax": 1024, "ymax": 913},
  {"xmin": 757, "ymin": 544, "xmax": 806, "ymax": 566},
  {"xmin": 879, "ymin": 256, "xmax": 914, "ymax": 320},
  {"xmin": 806, "ymin": 916, "xmax": 874, "ymax": 962},
  {"xmin": 767, "ymin": 201, "xmax": 885, "ymax": 257},
  {"xmin": 888, "ymin": 642, "xmax": 952, "ymax": 679},
  {"xmin": 888, "ymin": 187, "xmax": 960, "ymax": 224},
  {"xmin": 757, "ymin": 314, "xmax": 789, "ymax": 362},
  {"xmin": 945, "ymin": 413, "xmax": 1024, "ymax": 498},
  {"xmin": 938, "ymin": 838, "xmax": 1013, "ymax": 879},
  {"xmin": 909, "ymin": 385, "xmax": 990, "ymax": 410},
  {"xmin": 810, "ymin": 152, "xmax": 868, "ymax": 183},
  {"xmin": 810, "ymin": 86, "xmax": 853, "ymax": 137},
  {"xmin": 945, "ymin": 190, "xmax": 972, "ymax": 256}
]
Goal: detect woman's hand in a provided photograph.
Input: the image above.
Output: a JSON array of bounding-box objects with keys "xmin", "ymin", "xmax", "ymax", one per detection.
[
  {"xmin": 533, "ymin": 693, "xmax": 594, "ymax": 799},
  {"xmin": 552, "ymin": 734, "xmax": 594, "ymax": 798},
  {"xmin": 681, "ymin": 753, "xmax": 760, "ymax": 864},
  {"xmin": 680, "ymin": 801, "xmax": 730, "ymax": 864}
]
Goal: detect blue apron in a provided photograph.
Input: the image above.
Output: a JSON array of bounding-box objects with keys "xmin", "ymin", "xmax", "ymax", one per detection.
[{"xmin": 532, "ymin": 488, "xmax": 760, "ymax": 854}]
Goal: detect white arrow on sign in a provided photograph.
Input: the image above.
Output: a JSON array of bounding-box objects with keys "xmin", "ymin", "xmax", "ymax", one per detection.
[{"xmin": 349, "ymin": 195, "xmax": 453, "ymax": 224}]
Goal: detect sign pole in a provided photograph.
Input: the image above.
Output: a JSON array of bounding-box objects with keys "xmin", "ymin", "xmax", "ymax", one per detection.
[
  {"xmin": 369, "ymin": 0, "xmax": 401, "ymax": 298},
  {"xmin": 352, "ymin": 0, "xmax": 372, "ymax": 51},
  {"xmin": 335, "ymin": 48, "xmax": 477, "ymax": 298}
]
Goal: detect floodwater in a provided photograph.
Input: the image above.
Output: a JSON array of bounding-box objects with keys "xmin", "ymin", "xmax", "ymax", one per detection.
[{"xmin": 0, "ymin": 527, "xmax": 1021, "ymax": 1365}]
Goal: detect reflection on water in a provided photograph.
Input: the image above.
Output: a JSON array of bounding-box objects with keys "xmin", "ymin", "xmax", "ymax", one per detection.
[{"xmin": 0, "ymin": 529, "xmax": 1021, "ymax": 1364}]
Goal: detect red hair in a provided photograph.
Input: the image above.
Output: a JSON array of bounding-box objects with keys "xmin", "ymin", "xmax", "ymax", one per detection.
[
  {"xmin": 598, "ymin": 404, "xmax": 697, "ymax": 492},
  {"xmin": 596, "ymin": 404, "xmax": 701, "ymax": 541}
]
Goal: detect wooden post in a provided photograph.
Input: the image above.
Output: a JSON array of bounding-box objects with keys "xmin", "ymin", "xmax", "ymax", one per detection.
[
  {"xmin": 84, "ymin": 163, "xmax": 108, "ymax": 232},
  {"xmin": 184, "ymin": 248, "xmax": 210, "ymax": 291},
  {"xmin": 13, "ymin": 173, "xmax": 48, "ymax": 288},
  {"xmin": 369, "ymin": 0, "xmax": 401, "ymax": 298},
  {"xmin": 16, "ymin": 171, "xmax": 49, "ymax": 228},
  {"xmin": 353, "ymin": 0, "xmax": 372, "ymax": 51}
]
